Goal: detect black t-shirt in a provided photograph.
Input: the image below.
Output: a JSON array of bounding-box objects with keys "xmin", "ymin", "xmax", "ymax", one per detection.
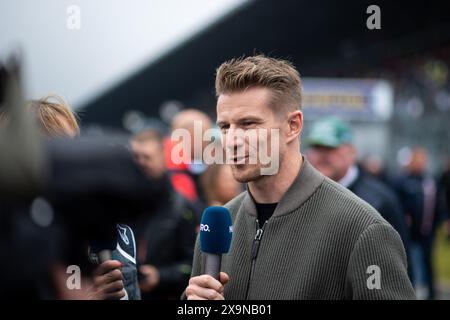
[{"xmin": 255, "ymin": 202, "xmax": 278, "ymax": 228}]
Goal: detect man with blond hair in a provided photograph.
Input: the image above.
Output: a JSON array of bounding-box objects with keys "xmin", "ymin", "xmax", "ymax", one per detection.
[{"xmin": 185, "ymin": 55, "xmax": 415, "ymax": 300}]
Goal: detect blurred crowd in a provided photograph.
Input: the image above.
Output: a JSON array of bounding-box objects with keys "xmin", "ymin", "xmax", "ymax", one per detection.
[{"xmin": 305, "ymin": 118, "xmax": 450, "ymax": 300}]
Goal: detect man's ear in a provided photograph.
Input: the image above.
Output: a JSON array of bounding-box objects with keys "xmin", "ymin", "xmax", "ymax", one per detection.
[{"xmin": 286, "ymin": 110, "xmax": 303, "ymax": 143}]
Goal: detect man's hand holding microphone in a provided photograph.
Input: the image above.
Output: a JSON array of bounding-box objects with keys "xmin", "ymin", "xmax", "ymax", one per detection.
[{"xmin": 185, "ymin": 207, "xmax": 232, "ymax": 300}]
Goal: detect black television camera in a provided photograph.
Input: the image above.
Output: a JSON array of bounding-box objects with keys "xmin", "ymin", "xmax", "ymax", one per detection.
[{"xmin": 0, "ymin": 56, "xmax": 169, "ymax": 299}]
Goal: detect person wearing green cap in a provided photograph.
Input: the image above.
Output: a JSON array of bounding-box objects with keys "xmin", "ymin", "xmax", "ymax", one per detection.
[{"xmin": 306, "ymin": 117, "xmax": 410, "ymax": 269}]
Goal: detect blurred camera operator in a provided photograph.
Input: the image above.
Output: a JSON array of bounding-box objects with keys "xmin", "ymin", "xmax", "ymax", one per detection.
[{"xmin": 1, "ymin": 94, "xmax": 140, "ymax": 300}]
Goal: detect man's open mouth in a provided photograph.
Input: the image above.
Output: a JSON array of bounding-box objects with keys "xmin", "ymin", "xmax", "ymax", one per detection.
[{"xmin": 228, "ymin": 155, "xmax": 249, "ymax": 164}]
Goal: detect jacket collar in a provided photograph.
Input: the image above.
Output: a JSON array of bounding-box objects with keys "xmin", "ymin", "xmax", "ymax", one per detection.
[{"xmin": 243, "ymin": 157, "xmax": 325, "ymax": 218}]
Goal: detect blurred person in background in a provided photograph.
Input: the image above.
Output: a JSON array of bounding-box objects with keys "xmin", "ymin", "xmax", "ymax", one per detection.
[
  {"xmin": 0, "ymin": 94, "xmax": 79, "ymax": 137},
  {"xmin": 361, "ymin": 154, "xmax": 394, "ymax": 188},
  {"xmin": 130, "ymin": 129, "xmax": 197, "ymax": 300},
  {"xmin": 438, "ymin": 157, "xmax": 450, "ymax": 237},
  {"xmin": 200, "ymin": 164, "xmax": 243, "ymax": 206},
  {"xmin": 165, "ymin": 109, "xmax": 212, "ymax": 213},
  {"xmin": 306, "ymin": 117, "xmax": 410, "ymax": 255},
  {"xmin": 1, "ymin": 94, "xmax": 140, "ymax": 300},
  {"xmin": 394, "ymin": 148, "xmax": 444, "ymax": 299}
]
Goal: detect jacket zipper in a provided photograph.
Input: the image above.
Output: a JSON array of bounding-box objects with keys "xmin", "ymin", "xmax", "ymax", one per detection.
[{"xmin": 245, "ymin": 219, "xmax": 267, "ymax": 299}]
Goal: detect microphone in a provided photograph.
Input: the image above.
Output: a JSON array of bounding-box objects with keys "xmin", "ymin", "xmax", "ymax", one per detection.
[
  {"xmin": 199, "ymin": 206, "xmax": 233, "ymax": 280},
  {"xmin": 90, "ymin": 235, "xmax": 117, "ymax": 263}
]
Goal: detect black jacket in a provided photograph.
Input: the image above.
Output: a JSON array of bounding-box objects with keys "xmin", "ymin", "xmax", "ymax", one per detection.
[
  {"xmin": 134, "ymin": 182, "xmax": 198, "ymax": 300},
  {"xmin": 348, "ymin": 169, "xmax": 409, "ymax": 249},
  {"xmin": 439, "ymin": 169, "xmax": 450, "ymax": 220},
  {"xmin": 394, "ymin": 173, "xmax": 442, "ymax": 241}
]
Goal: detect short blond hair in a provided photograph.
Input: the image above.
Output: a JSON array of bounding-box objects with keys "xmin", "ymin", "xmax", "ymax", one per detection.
[
  {"xmin": 0, "ymin": 94, "xmax": 80, "ymax": 137},
  {"xmin": 215, "ymin": 55, "xmax": 302, "ymax": 113},
  {"xmin": 29, "ymin": 94, "xmax": 80, "ymax": 137}
]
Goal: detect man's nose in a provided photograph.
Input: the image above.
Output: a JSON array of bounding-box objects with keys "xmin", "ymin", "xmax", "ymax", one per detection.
[{"xmin": 225, "ymin": 127, "xmax": 245, "ymax": 150}]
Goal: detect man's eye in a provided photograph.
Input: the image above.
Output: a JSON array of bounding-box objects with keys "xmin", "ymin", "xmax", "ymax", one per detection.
[{"xmin": 242, "ymin": 121, "xmax": 255, "ymax": 127}]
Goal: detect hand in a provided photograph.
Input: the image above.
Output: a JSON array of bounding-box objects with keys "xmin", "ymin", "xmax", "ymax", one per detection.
[
  {"xmin": 51, "ymin": 263, "xmax": 92, "ymax": 300},
  {"xmin": 185, "ymin": 272, "xmax": 229, "ymax": 300},
  {"xmin": 88, "ymin": 260, "xmax": 126, "ymax": 300},
  {"xmin": 139, "ymin": 264, "xmax": 160, "ymax": 293}
]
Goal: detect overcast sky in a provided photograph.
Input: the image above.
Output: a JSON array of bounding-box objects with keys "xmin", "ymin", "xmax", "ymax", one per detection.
[{"xmin": 0, "ymin": 0, "xmax": 246, "ymax": 108}]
